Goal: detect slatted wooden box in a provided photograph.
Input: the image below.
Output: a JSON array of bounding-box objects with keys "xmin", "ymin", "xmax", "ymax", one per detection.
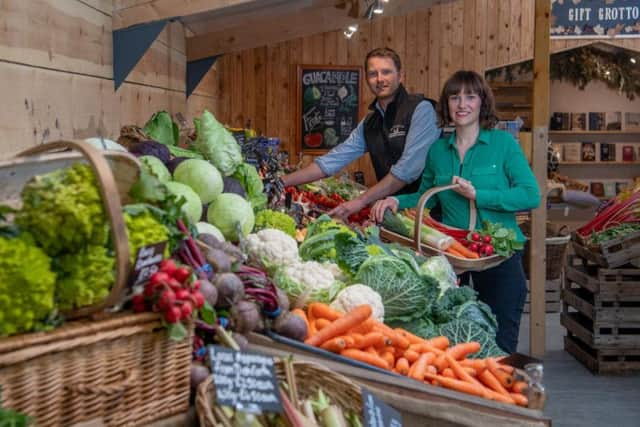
[
  {"xmin": 571, "ymin": 231, "xmax": 640, "ymax": 269},
  {"xmin": 523, "ymin": 278, "xmax": 562, "ymax": 314}
]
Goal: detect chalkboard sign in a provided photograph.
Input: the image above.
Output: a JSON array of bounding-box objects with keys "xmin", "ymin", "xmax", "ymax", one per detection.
[
  {"xmin": 208, "ymin": 345, "xmax": 282, "ymax": 414},
  {"xmin": 128, "ymin": 241, "xmax": 167, "ymax": 287},
  {"xmin": 297, "ymin": 65, "xmax": 362, "ymax": 154},
  {"xmin": 362, "ymin": 388, "xmax": 402, "ymax": 427}
]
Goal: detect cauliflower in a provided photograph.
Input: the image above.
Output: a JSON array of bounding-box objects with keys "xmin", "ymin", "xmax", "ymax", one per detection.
[
  {"xmin": 274, "ymin": 260, "xmax": 344, "ymax": 307},
  {"xmin": 330, "ymin": 284, "xmax": 385, "ymax": 322},
  {"xmin": 246, "ymin": 228, "xmax": 300, "ymax": 268}
]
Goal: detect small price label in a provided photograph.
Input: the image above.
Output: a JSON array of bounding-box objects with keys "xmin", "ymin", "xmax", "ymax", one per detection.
[
  {"xmin": 128, "ymin": 241, "xmax": 167, "ymax": 287},
  {"xmin": 362, "ymin": 388, "xmax": 402, "ymax": 427},
  {"xmin": 208, "ymin": 345, "xmax": 282, "ymax": 414}
]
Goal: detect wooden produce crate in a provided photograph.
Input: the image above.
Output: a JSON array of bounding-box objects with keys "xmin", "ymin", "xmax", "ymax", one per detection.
[
  {"xmin": 561, "ymin": 257, "xmax": 640, "ymax": 374},
  {"xmin": 523, "ymin": 278, "xmax": 562, "ymax": 314},
  {"xmin": 571, "ymin": 231, "xmax": 640, "ymax": 269}
]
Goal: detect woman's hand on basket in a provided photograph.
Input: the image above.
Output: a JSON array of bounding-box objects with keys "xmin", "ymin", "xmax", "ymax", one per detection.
[
  {"xmin": 452, "ymin": 176, "xmax": 476, "ymax": 200},
  {"xmin": 371, "ymin": 197, "xmax": 399, "ymax": 223}
]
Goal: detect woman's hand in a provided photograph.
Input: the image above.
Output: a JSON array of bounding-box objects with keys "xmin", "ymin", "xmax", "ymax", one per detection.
[
  {"xmin": 452, "ymin": 176, "xmax": 477, "ymax": 200},
  {"xmin": 370, "ymin": 197, "xmax": 399, "ymax": 223}
]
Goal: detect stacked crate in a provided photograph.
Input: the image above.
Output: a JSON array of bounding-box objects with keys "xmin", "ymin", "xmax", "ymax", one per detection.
[{"xmin": 561, "ymin": 231, "xmax": 640, "ymax": 374}]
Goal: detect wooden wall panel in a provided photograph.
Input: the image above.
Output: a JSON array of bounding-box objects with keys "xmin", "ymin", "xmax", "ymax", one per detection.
[{"xmin": 178, "ymin": 0, "xmax": 640, "ymax": 185}]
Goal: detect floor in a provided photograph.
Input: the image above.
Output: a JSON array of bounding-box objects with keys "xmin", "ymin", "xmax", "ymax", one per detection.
[{"xmin": 517, "ymin": 312, "xmax": 640, "ymax": 427}]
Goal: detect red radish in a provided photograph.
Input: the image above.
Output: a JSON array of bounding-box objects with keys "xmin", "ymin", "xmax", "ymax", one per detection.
[
  {"xmin": 460, "ymin": 239, "xmax": 470, "ymax": 247},
  {"xmin": 191, "ymin": 292, "xmax": 205, "ymax": 309},
  {"xmin": 482, "ymin": 235, "xmax": 492, "ymax": 244},
  {"xmin": 157, "ymin": 289, "xmax": 176, "ymax": 310},
  {"xmin": 133, "ymin": 301, "xmax": 146, "ymax": 312},
  {"xmin": 143, "ymin": 283, "xmax": 156, "ymax": 298},
  {"xmin": 173, "ymin": 267, "xmax": 191, "ymax": 283},
  {"xmin": 471, "ymin": 232, "xmax": 481, "ymax": 242},
  {"xmin": 132, "ymin": 294, "xmax": 145, "ymax": 305},
  {"xmin": 164, "ymin": 306, "xmax": 181, "ymax": 323},
  {"xmin": 175, "ymin": 289, "xmax": 191, "ymax": 301},
  {"xmin": 469, "ymin": 242, "xmax": 480, "ymax": 253},
  {"xmin": 192, "ymin": 280, "xmax": 201, "ymax": 291},
  {"xmin": 483, "ymin": 245, "xmax": 494, "ymax": 256},
  {"xmin": 159, "ymin": 259, "xmax": 178, "ymax": 276},
  {"xmin": 168, "ymin": 278, "xmax": 182, "ymax": 291},
  {"xmin": 150, "ymin": 271, "xmax": 170, "ymax": 286},
  {"xmin": 181, "ymin": 302, "xmax": 193, "ymax": 319}
]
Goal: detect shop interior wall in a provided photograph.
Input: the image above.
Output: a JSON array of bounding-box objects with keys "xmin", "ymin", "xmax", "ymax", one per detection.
[
  {"xmin": 0, "ymin": 0, "xmax": 211, "ymax": 160},
  {"xmin": 201, "ymin": 0, "xmax": 640, "ymax": 186}
]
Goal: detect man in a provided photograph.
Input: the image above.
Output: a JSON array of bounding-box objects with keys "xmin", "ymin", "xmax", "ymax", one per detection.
[{"xmin": 280, "ymin": 47, "xmax": 440, "ymax": 220}]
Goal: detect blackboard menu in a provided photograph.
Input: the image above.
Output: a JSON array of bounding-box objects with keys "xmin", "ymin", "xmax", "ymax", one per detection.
[
  {"xmin": 362, "ymin": 388, "xmax": 402, "ymax": 427},
  {"xmin": 297, "ymin": 65, "xmax": 362, "ymax": 153},
  {"xmin": 208, "ymin": 345, "xmax": 282, "ymax": 414}
]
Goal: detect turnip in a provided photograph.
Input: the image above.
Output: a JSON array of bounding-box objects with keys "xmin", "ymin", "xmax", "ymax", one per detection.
[
  {"xmin": 215, "ymin": 273, "xmax": 245, "ymax": 308},
  {"xmin": 273, "ymin": 311, "xmax": 307, "ymax": 341},
  {"xmin": 199, "ymin": 279, "xmax": 218, "ymax": 307},
  {"xmin": 230, "ymin": 300, "xmax": 262, "ymax": 334}
]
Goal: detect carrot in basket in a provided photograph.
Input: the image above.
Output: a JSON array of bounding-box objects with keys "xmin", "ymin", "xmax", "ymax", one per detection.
[
  {"xmin": 447, "ymin": 342, "xmax": 481, "ymax": 360},
  {"xmin": 348, "ymin": 318, "xmax": 376, "ymax": 334},
  {"xmin": 448, "ymin": 240, "xmax": 481, "ymax": 259},
  {"xmin": 511, "ymin": 381, "xmax": 528, "ymax": 394},
  {"xmin": 372, "ymin": 322, "xmax": 410, "ymax": 350},
  {"xmin": 484, "ymin": 388, "xmax": 516, "ymax": 405},
  {"xmin": 394, "ymin": 328, "xmax": 428, "ymax": 345},
  {"xmin": 346, "ymin": 332, "xmax": 365, "ymax": 348},
  {"xmin": 460, "ymin": 358, "xmax": 487, "ymax": 372},
  {"xmin": 442, "ymin": 368, "xmax": 456, "ymax": 379},
  {"xmin": 341, "ymin": 348, "xmax": 390, "ymax": 370},
  {"xmin": 409, "ymin": 352, "xmax": 432, "ymax": 381},
  {"xmin": 463, "ymin": 366, "xmax": 478, "ymax": 377},
  {"xmin": 308, "ymin": 302, "xmax": 343, "ymax": 321},
  {"xmin": 444, "ymin": 354, "xmax": 483, "ymax": 387},
  {"xmin": 424, "ymin": 373, "xmax": 487, "ymax": 398},
  {"xmin": 305, "ymin": 305, "xmax": 372, "ymax": 347},
  {"xmin": 445, "ymin": 247, "xmax": 467, "ymax": 258},
  {"xmin": 381, "ymin": 350, "xmax": 395, "ymax": 368},
  {"xmin": 321, "ymin": 336, "xmax": 347, "ymax": 353},
  {"xmin": 395, "ymin": 357, "xmax": 410, "ymax": 376},
  {"xmin": 402, "ymin": 349, "xmax": 420, "ymax": 363},
  {"xmin": 478, "ymin": 368, "xmax": 511, "ymax": 397},
  {"xmin": 315, "ymin": 318, "xmax": 332, "ymax": 330},
  {"xmin": 487, "ymin": 358, "xmax": 514, "ymax": 388}
]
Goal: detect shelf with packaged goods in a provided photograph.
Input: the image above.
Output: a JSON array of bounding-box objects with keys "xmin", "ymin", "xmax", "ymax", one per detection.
[
  {"xmin": 549, "ymin": 130, "xmax": 640, "ymax": 135},
  {"xmin": 558, "ymin": 161, "xmax": 640, "ymax": 165}
]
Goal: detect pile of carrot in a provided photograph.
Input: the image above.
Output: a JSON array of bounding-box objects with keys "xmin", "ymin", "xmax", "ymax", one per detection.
[
  {"xmin": 291, "ymin": 303, "xmax": 529, "ymax": 407},
  {"xmin": 403, "ymin": 210, "xmax": 479, "ymax": 259}
]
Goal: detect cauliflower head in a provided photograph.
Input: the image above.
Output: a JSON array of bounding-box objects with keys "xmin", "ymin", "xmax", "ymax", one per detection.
[
  {"xmin": 246, "ymin": 228, "xmax": 300, "ymax": 268},
  {"xmin": 330, "ymin": 284, "xmax": 384, "ymax": 322},
  {"xmin": 274, "ymin": 261, "xmax": 344, "ymax": 307}
]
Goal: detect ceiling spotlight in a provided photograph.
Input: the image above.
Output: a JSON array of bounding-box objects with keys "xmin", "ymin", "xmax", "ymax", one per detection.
[
  {"xmin": 343, "ymin": 30, "xmax": 353, "ymax": 39},
  {"xmin": 381, "ymin": 0, "xmax": 390, "ymax": 2},
  {"xmin": 373, "ymin": 1, "xmax": 384, "ymax": 14},
  {"xmin": 348, "ymin": 24, "xmax": 358, "ymax": 32},
  {"xmin": 631, "ymin": 57, "xmax": 637, "ymax": 64},
  {"xmin": 604, "ymin": 70, "xmax": 611, "ymax": 76}
]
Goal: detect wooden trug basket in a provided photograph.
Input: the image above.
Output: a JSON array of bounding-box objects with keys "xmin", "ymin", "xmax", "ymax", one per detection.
[
  {"xmin": 380, "ymin": 184, "xmax": 506, "ymax": 274},
  {"xmin": 0, "ymin": 140, "xmax": 140, "ymax": 319},
  {"xmin": 0, "ymin": 313, "xmax": 192, "ymax": 427},
  {"xmin": 196, "ymin": 359, "xmax": 362, "ymax": 427}
]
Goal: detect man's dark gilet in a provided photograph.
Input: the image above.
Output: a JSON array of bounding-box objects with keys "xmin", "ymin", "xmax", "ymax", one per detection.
[{"xmin": 363, "ymin": 85, "xmax": 430, "ymax": 195}]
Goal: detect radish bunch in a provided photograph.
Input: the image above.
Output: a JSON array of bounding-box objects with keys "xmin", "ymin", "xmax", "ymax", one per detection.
[{"xmin": 132, "ymin": 259, "xmax": 205, "ymax": 324}]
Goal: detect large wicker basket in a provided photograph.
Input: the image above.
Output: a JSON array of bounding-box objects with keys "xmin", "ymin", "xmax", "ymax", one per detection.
[
  {"xmin": 196, "ymin": 359, "xmax": 362, "ymax": 427},
  {"xmin": 519, "ymin": 220, "xmax": 571, "ymax": 280},
  {"xmin": 0, "ymin": 312, "xmax": 192, "ymax": 427},
  {"xmin": 380, "ymin": 184, "xmax": 506, "ymax": 274},
  {"xmin": 0, "ymin": 140, "xmax": 140, "ymax": 319}
]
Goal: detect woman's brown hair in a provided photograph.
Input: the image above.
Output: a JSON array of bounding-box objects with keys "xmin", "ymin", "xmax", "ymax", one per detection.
[{"xmin": 436, "ymin": 70, "xmax": 498, "ymax": 129}]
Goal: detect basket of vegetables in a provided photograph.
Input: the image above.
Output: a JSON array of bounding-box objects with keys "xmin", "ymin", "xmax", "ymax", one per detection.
[
  {"xmin": 196, "ymin": 359, "xmax": 363, "ymax": 427},
  {"xmin": 379, "ymin": 184, "xmax": 508, "ymax": 273}
]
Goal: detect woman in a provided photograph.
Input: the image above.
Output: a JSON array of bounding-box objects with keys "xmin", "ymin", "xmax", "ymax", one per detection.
[{"xmin": 372, "ymin": 70, "xmax": 540, "ymax": 353}]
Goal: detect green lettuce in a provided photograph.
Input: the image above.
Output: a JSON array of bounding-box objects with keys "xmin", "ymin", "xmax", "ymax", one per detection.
[
  {"xmin": 143, "ymin": 111, "xmax": 179, "ymax": 146},
  {"xmin": 193, "ymin": 110, "xmax": 242, "ymax": 176},
  {"xmin": 232, "ymin": 163, "xmax": 267, "ymax": 211}
]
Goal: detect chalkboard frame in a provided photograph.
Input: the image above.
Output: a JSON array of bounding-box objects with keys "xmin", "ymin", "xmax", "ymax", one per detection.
[{"xmin": 296, "ymin": 64, "xmax": 363, "ymax": 155}]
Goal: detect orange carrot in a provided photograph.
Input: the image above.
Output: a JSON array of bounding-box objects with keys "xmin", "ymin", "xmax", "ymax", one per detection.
[
  {"xmin": 341, "ymin": 335, "xmax": 355, "ymax": 348},
  {"xmin": 449, "ymin": 240, "xmax": 481, "ymax": 259},
  {"xmin": 409, "ymin": 353, "xmax": 431, "ymax": 381},
  {"xmin": 315, "ymin": 318, "xmax": 332, "ymax": 330},
  {"xmin": 423, "ymin": 373, "xmax": 487, "ymax": 398},
  {"xmin": 402, "ymin": 349, "xmax": 420, "ymax": 363},
  {"xmin": 487, "ymin": 358, "xmax": 514, "ymax": 388},
  {"xmin": 307, "ymin": 319, "xmax": 317, "ymax": 337},
  {"xmin": 305, "ymin": 305, "xmax": 372, "ymax": 347},
  {"xmin": 348, "ymin": 318, "xmax": 376, "ymax": 334},
  {"xmin": 346, "ymin": 332, "xmax": 365, "ymax": 348},
  {"xmin": 381, "ymin": 351, "xmax": 395, "ymax": 367},
  {"xmin": 484, "ymin": 388, "xmax": 516, "ymax": 405},
  {"xmin": 463, "ymin": 366, "xmax": 478, "ymax": 377},
  {"xmin": 394, "ymin": 328, "xmax": 427, "ymax": 345},
  {"xmin": 291, "ymin": 309, "xmax": 310, "ymax": 339},
  {"xmin": 447, "ymin": 342, "xmax": 481, "ymax": 360},
  {"xmin": 460, "ymin": 358, "xmax": 487, "ymax": 371},
  {"xmin": 433, "ymin": 353, "xmax": 448, "ymax": 372},
  {"xmin": 321, "ymin": 337, "xmax": 347, "ymax": 353},
  {"xmin": 511, "ymin": 381, "xmax": 528, "ymax": 394},
  {"xmin": 495, "ymin": 361, "xmax": 515, "ymax": 374},
  {"xmin": 341, "ymin": 349, "xmax": 390, "ymax": 370},
  {"xmin": 373, "ymin": 323, "xmax": 410, "ymax": 350},
  {"xmin": 395, "ymin": 357, "xmax": 410, "ymax": 375},
  {"xmin": 364, "ymin": 346, "xmax": 379, "ymax": 356},
  {"xmin": 510, "ymin": 392, "xmax": 529, "ymax": 407},
  {"xmin": 408, "ymin": 342, "xmax": 444, "ymax": 355},
  {"xmin": 308, "ymin": 303, "xmax": 343, "ymax": 321},
  {"xmin": 354, "ymin": 332, "xmax": 389, "ymax": 349},
  {"xmin": 444, "ymin": 354, "xmax": 483, "ymax": 387},
  {"xmin": 425, "ymin": 336, "xmax": 450, "ymax": 350},
  {"xmin": 426, "ymin": 365, "xmax": 438, "ymax": 375},
  {"xmin": 446, "ymin": 247, "xmax": 467, "ymax": 258},
  {"xmin": 478, "ymin": 368, "xmax": 511, "ymax": 397},
  {"xmin": 442, "ymin": 368, "xmax": 456, "ymax": 379}
]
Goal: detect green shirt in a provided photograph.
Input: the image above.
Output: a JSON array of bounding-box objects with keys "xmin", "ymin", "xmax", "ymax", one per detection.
[{"xmin": 396, "ymin": 128, "xmax": 540, "ymax": 242}]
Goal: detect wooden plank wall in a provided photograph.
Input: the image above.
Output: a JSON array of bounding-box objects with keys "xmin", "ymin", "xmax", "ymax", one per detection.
[
  {"xmin": 0, "ymin": 0, "xmax": 211, "ymax": 160},
  {"xmin": 202, "ymin": 0, "xmax": 640, "ymax": 186}
]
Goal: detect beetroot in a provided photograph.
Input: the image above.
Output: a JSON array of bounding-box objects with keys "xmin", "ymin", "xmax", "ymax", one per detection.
[
  {"xmin": 273, "ymin": 311, "xmax": 308, "ymax": 341},
  {"xmin": 275, "ymin": 287, "xmax": 290, "ymax": 312},
  {"xmin": 215, "ymin": 273, "xmax": 245, "ymax": 308},
  {"xmin": 230, "ymin": 300, "xmax": 262, "ymax": 334},
  {"xmin": 190, "ymin": 362, "xmax": 210, "ymax": 389},
  {"xmin": 205, "ymin": 248, "xmax": 232, "ymax": 273},
  {"xmin": 232, "ymin": 333, "xmax": 249, "ymax": 351},
  {"xmin": 199, "ymin": 279, "xmax": 218, "ymax": 307}
]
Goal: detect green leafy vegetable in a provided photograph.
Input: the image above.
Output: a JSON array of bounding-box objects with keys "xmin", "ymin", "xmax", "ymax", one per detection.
[
  {"xmin": 419, "ymin": 256, "xmax": 458, "ymax": 298},
  {"xmin": 254, "ymin": 209, "xmax": 296, "ymax": 237},
  {"xmin": 123, "ymin": 206, "xmax": 170, "ymax": 264},
  {"xmin": 437, "ymin": 320, "xmax": 507, "ymax": 359},
  {"xmin": 334, "ymin": 232, "xmax": 370, "ymax": 277},
  {"xmin": 475, "ymin": 220, "xmax": 523, "ymax": 257},
  {"xmin": 232, "ymin": 163, "xmax": 267, "ymax": 211},
  {"xmin": 193, "ymin": 110, "xmax": 242, "ymax": 176},
  {"xmin": 143, "ymin": 111, "xmax": 179, "ymax": 146}
]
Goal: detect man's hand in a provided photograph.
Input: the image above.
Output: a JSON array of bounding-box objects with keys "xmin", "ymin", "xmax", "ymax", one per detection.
[
  {"xmin": 370, "ymin": 197, "xmax": 399, "ymax": 223},
  {"xmin": 328, "ymin": 198, "xmax": 366, "ymax": 221},
  {"xmin": 452, "ymin": 176, "xmax": 476, "ymax": 200}
]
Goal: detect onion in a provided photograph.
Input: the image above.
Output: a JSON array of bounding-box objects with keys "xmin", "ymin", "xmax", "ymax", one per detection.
[{"xmin": 215, "ymin": 273, "xmax": 245, "ymax": 308}]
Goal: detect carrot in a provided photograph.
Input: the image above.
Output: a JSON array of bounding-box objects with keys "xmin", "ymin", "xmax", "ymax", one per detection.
[
  {"xmin": 447, "ymin": 342, "xmax": 481, "ymax": 360},
  {"xmin": 442, "ymin": 368, "xmax": 456, "ymax": 379},
  {"xmin": 307, "ymin": 319, "xmax": 317, "ymax": 337},
  {"xmin": 478, "ymin": 368, "xmax": 511, "ymax": 397},
  {"xmin": 484, "ymin": 388, "xmax": 516, "ymax": 405},
  {"xmin": 510, "ymin": 392, "xmax": 529, "ymax": 407},
  {"xmin": 394, "ymin": 328, "xmax": 427, "ymax": 345},
  {"xmin": 433, "ymin": 353, "xmax": 448, "ymax": 373},
  {"xmin": 354, "ymin": 332, "xmax": 389, "ymax": 349},
  {"xmin": 305, "ymin": 305, "xmax": 372, "ymax": 347},
  {"xmin": 460, "ymin": 358, "xmax": 487, "ymax": 372},
  {"xmin": 346, "ymin": 332, "xmax": 365, "ymax": 348},
  {"xmin": 444, "ymin": 354, "xmax": 483, "ymax": 387},
  {"xmin": 495, "ymin": 361, "xmax": 515, "ymax": 374},
  {"xmin": 315, "ymin": 318, "xmax": 332, "ymax": 330},
  {"xmin": 308, "ymin": 303, "xmax": 343, "ymax": 321},
  {"xmin": 341, "ymin": 349, "xmax": 390, "ymax": 370},
  {"xmin": 425, "ymin": 336, "xmax": 450, "ymax": 350},
  {"xmin": 321, "ymin": 337, "xmax": 347, "ymax": 353},
  {"xmin": 423, "ymin": 373, "xmax": 487, "ymax": 398},
  {"xmin": 373, "ymin": 323, "xmax": 410, "ymax": 349},
  {"xmin": 348, "ymin": 318, "xmax": 376, "ymax": 334},
  {"xmin": 463, "ymin": 366, "xmax": 478, "ymax": 377},
  {"xmin": 395, "ymin": 357, "xmax": 410, "ymax": 375},
  {"xmin": 449, "ymin": 240, "xmax": 481, "ymax": 259},
  {"xmin": 426, "ymin": 365, "xmax": 437, "ymax": 375},
  {"xmin": 409, "ymin": 353, "xmax": 431, "ymax": 381},
  {"xmin": 381, "ymin": 351, "xmax": 395, "ymax": 368},
  {"xmin": 511, "ymin": 381, "xmax": 528, "ymax": 394},
  {"xmin": 364, "ymin": 346, "xmax": 379, "ymax": 356},
  {"xmin": 408, "ymin": 342, "xmax": 444, "ymax": 355},
  {"xmin": 402, "ymin": 349, "xmax": 420, "ymax": 363},
  {"xmin": 487, "ymin": 358, "xmax": 514, "ymax": 388},
  {"xmin": 446, "ymin": 247, "xmax": 467, "ymax": 258},
  {"xmin": 290, "ymin": 309, "xmax": 310, "ymax": 339},
  {"xmin": 341, "ymin": 335, "xmax": 355, "ymax": 348}
]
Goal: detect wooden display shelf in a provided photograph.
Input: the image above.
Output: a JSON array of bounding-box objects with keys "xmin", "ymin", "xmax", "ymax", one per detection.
[
  {"xmin": 558, "ymin": 161, "xmax": 640, "ymax": 165},
  {"xmin": 571, "ymin": 231, "xmax": 640, "ymax": 269},
  {"xmin": 550, "ymin": 130, "xmax": 640, "ymax": 135}
]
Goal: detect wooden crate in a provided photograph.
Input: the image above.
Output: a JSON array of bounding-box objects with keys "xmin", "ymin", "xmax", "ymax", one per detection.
[
  {"xmin": 571, "ymin": 231, "xmax": 640, "ymax": 269},
  {"xmin": 523, "ymin": 278, "xmax": 562, "ymax": 313},
  {"xmin": 564, "ymin": 334, "xmax": 640, "ymax": 375}
]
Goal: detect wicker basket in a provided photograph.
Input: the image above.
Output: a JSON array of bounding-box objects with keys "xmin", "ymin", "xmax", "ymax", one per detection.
[
  {"xmin": 0, "ymin": 140, "xmax": 140, "ymax": 319},
  {"xmin": 380, "ymin": 183, "xmax": 506, "ymax": 274},
  {"xmin": 196, "ymin": 359, "xmax": 362, "ymax": 427},
  {"xmin": 519, "ymin": 221, "xmax": 571, "ymax": 280},
  {"xmin": 0, "ymin": 312, "xmax": 192, "ymax": 427}
]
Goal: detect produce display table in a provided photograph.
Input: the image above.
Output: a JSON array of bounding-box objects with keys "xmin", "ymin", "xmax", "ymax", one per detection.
[{"xmin": 247, "ymin": 334, "xmax": 550, "ymax": 427}]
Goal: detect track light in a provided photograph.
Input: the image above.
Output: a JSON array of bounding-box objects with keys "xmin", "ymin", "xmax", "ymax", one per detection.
[
  {"xmin": 631, "ymin": 57, "xmax": 637, "ymax": 64},
  {"xmin": 348, "ymin": 24, "xmax": 358, "ymax": 32},
  {"xmin": 373, "ymin": 1, "xmax": 384, "ymax": 14}
]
